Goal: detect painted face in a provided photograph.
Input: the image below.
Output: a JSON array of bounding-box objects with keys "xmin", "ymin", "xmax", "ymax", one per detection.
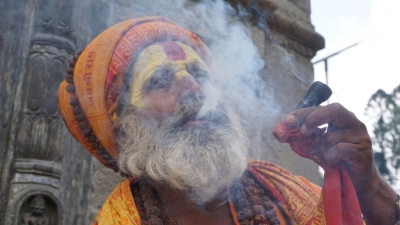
[{"xmin": 129, "ymin": 41, "xmax": 211, "ymax": 122}]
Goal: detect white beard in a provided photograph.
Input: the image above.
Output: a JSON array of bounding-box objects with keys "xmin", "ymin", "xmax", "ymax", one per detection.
[{"xmin": 117, "ymin": 104, "xmax": 249, "ymax": 204}]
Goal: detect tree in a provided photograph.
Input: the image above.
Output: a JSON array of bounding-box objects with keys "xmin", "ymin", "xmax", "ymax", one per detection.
[{"xmin": 365, "ymin": 85, "xmax": 400, "ymax": 184}]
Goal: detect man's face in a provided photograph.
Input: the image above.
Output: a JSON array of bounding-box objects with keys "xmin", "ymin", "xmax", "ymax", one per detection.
[
  {"xmin": 118, "ymin": 41, "xmax": 248, "ymax": 204},
  {"xmin": 129, "ymin": 41, "xmax": 211, "ymax": 127}
]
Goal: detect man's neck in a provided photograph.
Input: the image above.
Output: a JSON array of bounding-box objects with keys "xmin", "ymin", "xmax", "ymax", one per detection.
[{"xmin": 149, "ymin": 180, "xmax": 235, "ymax": 225}]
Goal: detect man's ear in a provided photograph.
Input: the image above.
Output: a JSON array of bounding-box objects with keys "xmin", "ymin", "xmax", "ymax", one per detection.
[{"xmin": 108, "ymin": 70, "xmax": 131, "ymax": 125}]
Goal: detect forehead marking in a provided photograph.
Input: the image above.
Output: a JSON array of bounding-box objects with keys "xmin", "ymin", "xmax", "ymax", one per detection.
[{"xmin": 157, "ymin": 41, "xmax": 187, "ymax": 61}]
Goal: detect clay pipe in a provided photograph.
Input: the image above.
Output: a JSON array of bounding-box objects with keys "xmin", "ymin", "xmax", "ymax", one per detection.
[{"xmin": 295, "ymin": 81, "xmax": 332, "ymax": 110}]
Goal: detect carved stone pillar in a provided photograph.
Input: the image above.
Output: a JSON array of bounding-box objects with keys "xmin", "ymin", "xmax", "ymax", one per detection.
[
  {"xmin": 3, "ymin": 31, "xmax": 72, "ymax": 224},
  {"xmin": 0, "ymin": 0, "xmax": 92, "ymax": 224},
  {"xmin": 6, "ymin": 159, "xmax": 62, "ymax": 225}
]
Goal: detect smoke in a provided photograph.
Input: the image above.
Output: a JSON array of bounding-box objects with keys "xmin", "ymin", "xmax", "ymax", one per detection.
[
  {"xmin": 112, "ymin": 0, "xmax": 295, "ymax": 160},
  {"xmin": 124, "ymin": 1, "xmax": 266, "ymax": 114}
]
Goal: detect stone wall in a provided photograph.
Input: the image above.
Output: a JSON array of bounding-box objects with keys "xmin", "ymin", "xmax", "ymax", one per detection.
[
  {"xmin": 0, "ymin": 1, "xmax": 101, "ymax": 224},
  {"xmin": 0, "ymin": 0, "xmax": 324, "ymax": 224}
]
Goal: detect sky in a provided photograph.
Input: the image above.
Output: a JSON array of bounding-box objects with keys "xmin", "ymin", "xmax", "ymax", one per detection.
[
  {"xmin": 311, "ymin": 0, "xmax": 400, "ymax": 133},
  {"xmin": 310, "ymin": 0, "xmax": 400, "ymax": 184}
]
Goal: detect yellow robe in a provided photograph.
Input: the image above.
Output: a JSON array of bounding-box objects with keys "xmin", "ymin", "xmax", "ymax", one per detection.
[{"xmin": 94, "ymin": 159, "xmax": 324, "ymax": 225}]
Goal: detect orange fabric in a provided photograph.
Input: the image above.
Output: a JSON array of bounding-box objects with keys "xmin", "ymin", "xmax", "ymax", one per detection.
[
  {"xmin": 57, "ymin": 17, "xmax": 212, "ymax": 168},
  {"xmin": 297, "ymin": 176, "xmax": 322, "ymax": 196},
  {"xmin": 272, "ymin": 121, "xmax": 364, "ymax": 225},
  {"xmin": 94, "ymin": 179, "xmax": 140, "ymax": 225},
  {"xmin": 94, "ymin": 160, "xmax": 327, "ymax": 225},
  {"xmin": 248, "ymin": 159, "xmax": 325, "ymax": 225},
  {"xmin": 58, "ymin": 82, "xmax": 109, "ymax": 166}
]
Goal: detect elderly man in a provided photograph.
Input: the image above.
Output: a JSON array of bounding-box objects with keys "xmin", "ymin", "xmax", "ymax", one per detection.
[{"xmin": 58, "ymin": 17, "xmax": 398, "ymax": 225}]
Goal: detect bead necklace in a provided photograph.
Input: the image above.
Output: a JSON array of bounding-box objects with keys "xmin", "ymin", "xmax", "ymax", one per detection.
[{"xmin": 131, "ymin": 171, "xmax": 284, "ymax": 225}]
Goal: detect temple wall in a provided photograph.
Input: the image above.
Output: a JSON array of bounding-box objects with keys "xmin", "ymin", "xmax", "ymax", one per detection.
[
  {"xmin": 0, "ymin": 0, "xmax": 324, "ymax": 224},
  {"xmin": 0, "ymin": 1, "xmax": 95, "ymax": 224}
]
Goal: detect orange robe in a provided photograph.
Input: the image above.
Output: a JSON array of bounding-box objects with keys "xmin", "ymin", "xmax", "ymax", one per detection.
[{"xmin": 93, "ymin": 159, "xmax": 326, "ymax": 225}]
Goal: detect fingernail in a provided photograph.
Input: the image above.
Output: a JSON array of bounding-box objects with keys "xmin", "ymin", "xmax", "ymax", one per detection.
[
  {"xmin": 285, "ymin": 115, "xmax": 296, "ymax": 124},
  {"xmin": 300, "ymin": 124, "xmax": 307, "ymax": 135}
]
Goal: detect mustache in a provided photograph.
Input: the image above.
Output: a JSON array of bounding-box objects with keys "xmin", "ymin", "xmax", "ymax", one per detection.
[
  {"xmin": 174, "ymin": 99, "xmax": 203, "ymax": 122},
  {"xmin": 164, "ymin": 99, "xmax": 229, "ymax": 130}
]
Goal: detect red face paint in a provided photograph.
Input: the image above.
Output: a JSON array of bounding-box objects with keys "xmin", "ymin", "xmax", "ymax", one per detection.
[{"xmin": 157, "ymin": 41, "xmax": 187, "ymax": 61}]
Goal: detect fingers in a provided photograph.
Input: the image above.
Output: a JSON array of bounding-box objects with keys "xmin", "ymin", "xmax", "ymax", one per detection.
[
  {"xmin": 305, "ymin": 103, "xmax": 357, "ymax": 133},
  {"xmin": 319, "ymin": 129, "xmax": 360, "ymax": 151},
  {"xmin": 286, "ymin": 103, "xmax": 360, "ymax": 135},
  {"xmin": 285, "ymin": 107, "xmax": 316, "ymax": 127},
  {"xmin": 318, "ymin": 130, "xmax": 372, "ymax": 167},
  {"xmin": 324, "ymin": 142, "xmax": 367, "ymax": 168},
  {"xmin": 284, "ymin": 103, "xmax": 372, "ymax": 170}
]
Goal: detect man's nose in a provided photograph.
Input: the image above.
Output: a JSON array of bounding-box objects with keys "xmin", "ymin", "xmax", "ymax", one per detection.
[{"xmin": 178, "ymin": 75, "xmax": 205, "ymax": 105}]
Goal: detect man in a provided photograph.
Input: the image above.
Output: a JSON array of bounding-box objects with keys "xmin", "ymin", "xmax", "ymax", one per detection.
[{"xmin": 58, "ymin": 17, "xmax": 398, "ymax": 225}]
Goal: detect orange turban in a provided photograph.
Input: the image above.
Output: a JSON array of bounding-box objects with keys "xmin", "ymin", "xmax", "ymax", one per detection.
[{"xmin": 58, "ymin": 17, "xmax": 212, "ymax": 171}]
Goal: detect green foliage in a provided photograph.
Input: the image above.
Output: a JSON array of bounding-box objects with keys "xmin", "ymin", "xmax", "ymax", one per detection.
[{"xmin": 365, "ymin": 85, "xmax": 400, "ymax": 184}]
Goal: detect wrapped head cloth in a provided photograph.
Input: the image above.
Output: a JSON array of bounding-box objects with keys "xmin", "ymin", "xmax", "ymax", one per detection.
[{"xmin": 58, "ymin": 17, "xmax": 212, "ymax": 171}]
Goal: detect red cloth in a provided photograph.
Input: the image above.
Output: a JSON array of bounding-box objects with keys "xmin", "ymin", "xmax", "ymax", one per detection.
[{"xmin": 272, "ymin": 121, "xmax": 364, "ymax": 225}]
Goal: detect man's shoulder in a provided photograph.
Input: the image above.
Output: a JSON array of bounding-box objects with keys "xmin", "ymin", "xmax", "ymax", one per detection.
[
  {"xmin": 246, "ymin": 158, "xmax": 321, "ymax": 195},
  {"xmin": 246, "ymin": 158, "xmax": 292, "ymax": 175}
]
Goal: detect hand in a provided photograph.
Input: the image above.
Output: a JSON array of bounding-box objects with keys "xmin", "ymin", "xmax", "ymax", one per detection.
[{"xmin": 285, "ymin": 103, "xmax": 377, "ymax": 193}]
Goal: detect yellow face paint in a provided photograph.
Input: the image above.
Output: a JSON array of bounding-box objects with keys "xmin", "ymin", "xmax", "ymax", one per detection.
[{"xmin": 129, "ymin": 42, "xmax": 210, "ymax": 108}]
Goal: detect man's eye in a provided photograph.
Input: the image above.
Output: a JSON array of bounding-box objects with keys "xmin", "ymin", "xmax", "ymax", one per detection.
[
  {"xmin": 150, "ymin": 76, "xmax": 170, "ymax": 89},
  {"xmin": 194, "ymin": 72, "xmax": 209, "ymax": 83}
]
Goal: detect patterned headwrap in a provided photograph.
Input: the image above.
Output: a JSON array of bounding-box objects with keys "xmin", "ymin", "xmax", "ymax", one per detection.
[{"xmin": 57, "ymin": 17, "xmax": 212, "ymax": 171}]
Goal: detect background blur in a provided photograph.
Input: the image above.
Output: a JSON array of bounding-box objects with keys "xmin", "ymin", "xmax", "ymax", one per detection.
[
  {"xmin": 312, "ymin": 0, "xmax": 400, "ymax": 189},
  {"xmin": 312, "ymin": 0, "xmax": 400, "ymax": 130}
]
